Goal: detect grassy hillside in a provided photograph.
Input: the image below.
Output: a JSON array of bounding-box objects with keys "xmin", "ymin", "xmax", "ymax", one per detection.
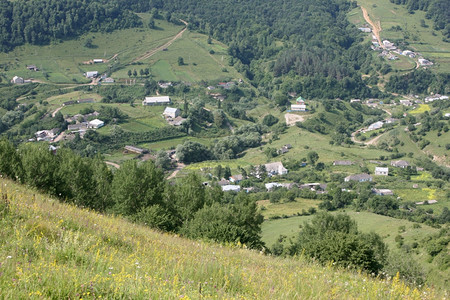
[
  {"xmin": 262, "ymin": 210, "xmax": 449, "ymax": 290},
  {"xmin": 0, "ymin": 13, "xmax": 240, "ymax": 84},
  {"xmin": 0, "ymin": 177, "xmax": 439, "ymax": 299}
]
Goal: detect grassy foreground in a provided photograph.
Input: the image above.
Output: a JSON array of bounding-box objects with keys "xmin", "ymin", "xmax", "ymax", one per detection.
[{"xmin": 0, "ymin": 178, "xmax": 439, "ymax": 299}]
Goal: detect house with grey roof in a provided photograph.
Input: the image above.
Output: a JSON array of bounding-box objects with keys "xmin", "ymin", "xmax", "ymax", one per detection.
[
  {"xmin": 344, "ymin": 173, "xmax": 373, "ymax": 182},
  {"xmin": 391, "ymin": 160, "xmax": 410, "ymax": 168}
]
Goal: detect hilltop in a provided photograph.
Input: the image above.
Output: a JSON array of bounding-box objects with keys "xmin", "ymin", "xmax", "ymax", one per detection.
[{"xmin": 0, "ymin": 177, "xmax": 439, "ymax": 299}]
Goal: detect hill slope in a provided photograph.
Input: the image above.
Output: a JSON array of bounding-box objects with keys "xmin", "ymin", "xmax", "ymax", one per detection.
[{"xmin": 0, "ymin": 178, "xmax": 438, "ymax": 298}]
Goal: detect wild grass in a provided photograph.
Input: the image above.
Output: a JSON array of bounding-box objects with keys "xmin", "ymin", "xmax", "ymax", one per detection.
[
  {"xmin": 0, "ymin": 178, "xmax": 439, "ymax": 299},
  {"xmin": 409, "ymin": 104, "xmax": 430, "ymax": 115}
]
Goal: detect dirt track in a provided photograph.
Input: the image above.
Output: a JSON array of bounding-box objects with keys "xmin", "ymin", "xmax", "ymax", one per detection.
[
  {"xmin": 361, "ymin": 6, "xmax": 382, "ymax": 47},
  {"xmin": 133, "ymin": 20, "xmax": 188, "ymax": 63}
]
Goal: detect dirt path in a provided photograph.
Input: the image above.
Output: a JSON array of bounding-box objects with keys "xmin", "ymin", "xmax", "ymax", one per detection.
[
  {"xmin": 105, "ymin": 161, "xmax": 120, "ymax": 169},
  {"xmin": 167, "ymin": 162, "xmax": 185, "ymax": 179},
  {"xmin": 52, "ymin": 106, "xmax": 63, "ymax": 117},
  {"xmin": 52, "ymin": 132, "xmax": 65, "ymax": 143},
  {"xmin": 361, "ymin": 6, "xmax": 382, "ymax": 47},
  {"xmin": 133, "ymin": 20, "xmax": 188, "ymax": 63},
  {"xmin": 365, "ymin": 133, "xmax": 384, "ymax": 146}
]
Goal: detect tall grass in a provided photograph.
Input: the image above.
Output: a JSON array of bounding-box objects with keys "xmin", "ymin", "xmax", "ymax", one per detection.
[{"xmin": 0, "ymin": 178, "xmax": 441, "ymax": 299}]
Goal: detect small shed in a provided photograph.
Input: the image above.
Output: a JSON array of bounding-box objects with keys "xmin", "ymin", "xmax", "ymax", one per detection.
[{"xmin": 163, "ymin": 107, "xmax": 181, "ymax": 119}]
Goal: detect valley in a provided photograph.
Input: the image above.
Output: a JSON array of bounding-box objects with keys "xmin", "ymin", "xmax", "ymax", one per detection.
[{"xmin": 0, "ymin": 0, "xmax": 448, "ymax": 297}]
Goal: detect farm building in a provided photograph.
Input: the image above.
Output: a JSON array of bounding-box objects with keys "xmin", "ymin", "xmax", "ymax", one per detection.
[
  {"xmin": 124, "ymin": 145, "xmax": 147, "ymax": 154},
  {"xmin": 143, "ymin": 96, "xmax": 171, "ymax": 106},
  {"xmin": 375, "ymin": 167, "xmax": 389, "ymax": 176},
  {"xmin": 344, "ymin": 174, "xmax": 373, "ymax": 182},
  {"xmin": 291, "ymin": 104, "xmax": 306, "ymax": 111},
  {"xmin": 78, "ymin": 98, "xmax": 95, "ymax": 104},
  {"xmin": 333, "ymin": 160, "xmax": 353, "ymax": 166},
  {"xmin": 85, "ymin": 71, "xmax": 98, "ymax": 78},
  {"xmin": 372, "ymin": 189, "xmax": 394, "ymax": 196},
  {"xmin": 221, "ymin": 185, "xmax": 241, "ymax": 192},
  {"xmin": 163, "ymin": 107, "xmax": 181, "ymax": 118}
]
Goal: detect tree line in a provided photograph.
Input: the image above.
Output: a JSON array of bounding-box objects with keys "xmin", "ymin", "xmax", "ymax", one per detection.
[
  {"xmin": 0, "ymin": 0, "xmax": 141, "ymax": 51},
  {"xmin": 0, "ymin": 139, "xmax": 264, "ymax": 249}
]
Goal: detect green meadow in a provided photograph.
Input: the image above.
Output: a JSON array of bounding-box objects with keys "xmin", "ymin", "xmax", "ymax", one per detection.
[{"xmin": 0, "ymin": 16, "xmax": 183, "ymax": 84}]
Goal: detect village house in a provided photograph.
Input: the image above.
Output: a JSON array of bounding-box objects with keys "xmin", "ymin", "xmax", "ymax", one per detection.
[
  {"xmin": 142, "ymin": 96, "xmax": 171, "ymax": 106},
  {"xmin": 103, "ymin": 77, "xmax": 114, "ymax": 83},
  {"xmin": 35, "ymin": 129, "xmax": 59, "ymax": 141},
  {"xmin": 158, "ymin": 82, "xmax": 173, "ymax": 89},
  {"xmin": 391, "ymin": 160, "xmax": 410, "ymax": 168},
  {"xmin": 344, "ymin": 173, "xmax": 373, "ymax": 182},
  {"xmin": 375, "ymin": 167, "xmax": 389, "ymax": 176},
  {"xmin": 229, "ymin": 174, "xmax": 244, "ymax": 183},
  {"xmin": 299, "ymin": 183, "xmax": 327, "ymax": 191},
  {"xmin": 350, "ymin": 99, "xmax": 361, "ymax": 103},
  {"xmin": 418, "ymin": 58, "xmax": 433, "ymax": 66},
  {"xmin": 358, "ymin": 27, "xmax": 371, "ymax": 33},
  {"xmin": 217, "ymin": 82, "xmax": 235, "ymax": 89},
  {"xmin": 333, "ymin": 160, "xmax": 353, "ymax": 166},
  {"xmin": 93, "ymin": 59, "xmax": 104, "ymax": 63},
  {"xmin": 63, "ymin": 100, "xmax": 77, "ymax": 106},
  {"xmin": 163, "ymin": 107, "xmax": 181, "ymax": 119},
  {"xmin": 168, "ymin": 116, "xmax": 187, "ymax": 126},
  {"xmin": 26, "ymin": 65, "xmax": 39, "ymax": 71},
  {"xmin": 217, "ymin": 179, "xmax": 230, "ymax": 186},
  {"xmin": 11, "ymin": 76, "xmax": 24, "ymax": 84},
  {"xmin": 264, "ymin": 162, "xmax": 288, "ymax": 176},
  {"xmin": 399, "ymin": 99, "xmax": 413, "ymax": 106},
  {"xmin": 372, "ymin": 188, "xmax": 394, "ymax": 196},
  {"xmin": 88, "ymin": 119, "xmax": 104, "ymax": 129},
  {"xmin": 68, "ymin": 123, "xmax": 88, "ymax": 132}
]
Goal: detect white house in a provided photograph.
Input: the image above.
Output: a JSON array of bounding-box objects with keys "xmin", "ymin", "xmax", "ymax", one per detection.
[
  {"xmin": 399, "ymin": 99, "xmax": 413, "ymax": 106},
  {"xmin": 11, "ymin": 76, "xmax": 24, "ymax": 84},
  {"xmin": 373, "ymin": 189, "xmax": 394, "ymax": 196},
  {"xmin": 142, "ymin": 96, "xmax": 171, "ymax": 106},
  {"xmin": 88, "ymin": 119, "xmax": 104, "ymax": 129},
  {"xmin": 93, "ymin": 59, "xmax": 104, "ymax": 63},
  {"xmin": 418, "ymin": 58, "xmax": 433, "ymax": 66},
  {"xmin": 221, "ymin": 185, "xmax": 241, "ymax": 192},
  {"xmin": 264, "ymin": 162, "xmax": 288, "ymax": 176},
  {"xmin": 367, "ymin": 121, "xmax": 383, "ymax": 131},
  {"xmin": 375, "ymin": 167, "xmax": 389, "ymax": 176},
  {"xmin": 163, "ymin": 107, "xmax": 181, "ymax": 119},
  {"xmin": 291, "ymin": 104, "xmax": 306, "ymax": 111},
  {"xmin": 85, "ymin": 71, "xmax": 98, "ymax": 78}
]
